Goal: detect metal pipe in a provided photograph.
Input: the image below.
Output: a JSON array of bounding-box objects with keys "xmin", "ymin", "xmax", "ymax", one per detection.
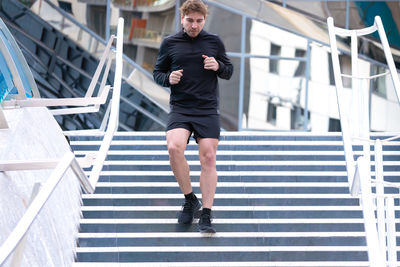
[
  {"xmin": 106, "ymin": 0, "xmax": 111, "ymax": 41},
  {"xmin": 303, "ymin": 39, "xmax": 311, "ymax": 131},
  {"xmin": 238, "ymin": 15, "xmax": 246, "ymax": 131},
  {"xmin": 175, "ymin": 0, "xmax": 180, "ymax": 33},
  {"xmin": 345, "ymin": 0, "xmax": 349, "ymax": 29}
]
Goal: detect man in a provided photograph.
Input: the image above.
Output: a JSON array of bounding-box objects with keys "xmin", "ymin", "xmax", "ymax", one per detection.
[{"xmin": 153, "ymin": 0, "xmax": 233, "ymax": 233}]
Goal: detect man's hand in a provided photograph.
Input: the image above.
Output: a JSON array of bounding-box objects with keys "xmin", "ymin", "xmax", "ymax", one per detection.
[
  {"xmin": 202, "ymin": 55, "xmax": 219, "ymax": 71},
  {"xmin": 169, "ymin": 69, "xmax": 183, "ymax": 85}
]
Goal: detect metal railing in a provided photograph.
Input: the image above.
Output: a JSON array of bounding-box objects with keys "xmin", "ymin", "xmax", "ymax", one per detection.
[
  {"xmin": 40, "ymin": 0, "xmax": 170, "ymax": 116},
  {"xmin": 0, "ymin": 17, "xmax": 125, "ymax": 265},
  {"xmin": 1, "ymin": 31, "xmax": 115, "ymax": 117},
  {"xmin": 0, "ymin": 151, "xmax": 92, "ymax": 265},
  {"xmin": 328, "ymin": 15, "xmax": 400, "ymax": 267}
]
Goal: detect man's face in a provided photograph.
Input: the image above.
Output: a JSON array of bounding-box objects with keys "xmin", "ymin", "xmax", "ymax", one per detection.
[{"xmin": 181, "ymin": 12, "xmax": 206, "ymax": 38}]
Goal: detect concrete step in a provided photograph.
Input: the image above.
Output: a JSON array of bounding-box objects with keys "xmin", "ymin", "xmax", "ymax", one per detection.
[{"xmin": 72, "ymin": 132, "xmax": 400, "ymax": 265}]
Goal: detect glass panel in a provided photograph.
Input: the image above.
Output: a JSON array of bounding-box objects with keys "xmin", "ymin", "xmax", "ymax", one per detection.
[
  {"xmin": 0, "ymin": 51, "xmax": 15, "ymax": 102},
  {"xmin": 371, "ymin": 64, "xmax": 387, "ymax": 98}
]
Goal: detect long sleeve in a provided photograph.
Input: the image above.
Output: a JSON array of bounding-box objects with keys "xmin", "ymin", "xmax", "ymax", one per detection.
[
  {"xmin": 216, "ymin": 37, "xmax": 233, "ymax": 80},
  {"xmin": 153, "ymin": 39, "xmax": 171, "ymax": 87}
]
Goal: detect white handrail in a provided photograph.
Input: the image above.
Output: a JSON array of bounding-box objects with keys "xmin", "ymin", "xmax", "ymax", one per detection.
[
  {"xmin": 88, "ymin": 17, "xmax": 124, "ymax": 189},
  {"xmin": 0, "ymin": 17, "xmax": 124, "ymax": 267},
  {"xmin": 2, "ymin": 85, "xmax": 111, "ymax": 108},
  {"xmin": 375, "ymin": 16, "xmax": 400, "ymax": 104},
  {"xmin": 1, "ymin": 31, "xmax": 116, "ymax": 115},
  {"xmin": 328, "ymin": 16, "xmax": 400, "ymax": 267},
  {"xmin": 356, "ymin": 157, "xmax": 386, "ymax": 267},
  {"xmin": 0, "ymin": 151, "xmax": 90, "ymax": 265},
  {"xmin": 327, "ymin": 17, "xmax": 356, "ymax": 191}
]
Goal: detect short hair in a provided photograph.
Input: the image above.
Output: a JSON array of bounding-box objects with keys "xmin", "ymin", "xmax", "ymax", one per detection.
[{"xmin": 180, "ymin": 0, "xmax": 208, "ymax": 18}]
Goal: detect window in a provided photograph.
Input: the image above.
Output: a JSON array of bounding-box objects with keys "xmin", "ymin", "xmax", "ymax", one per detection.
[
  {"xmin": 328, "ymin": 53, "xmax": 335, "ymax": 85},
  {"xmin": 266, "ymin": 103, "xmax": 277, "ymax": 125},
  {"xmin": 58, "ymin": 1, "xmax": 72, "ymax": 14},
  {"xmin": 371, "ymin": 65, "xmax": 386, "ymax": 98},
  {"xmin": 339, "ymin": 54, "xmax": 352, "ymax": 88},
  {"xmin": 294, "ymin": 49, "xmax": 306, "ymax": 77},
  {"xmin": 327, "ymin": 53, "xmax": 352, "ymax": 88},
  {"xmin": 290, "ymin": 107, "xmax": 310, "ymax": 130},
  {"xmin": 269, "ymin": 43, "xmax": 281, "ymax": 74},
  {"xmin": 328, "ymin": 118, "xmax": 342, "ymax": 132}
]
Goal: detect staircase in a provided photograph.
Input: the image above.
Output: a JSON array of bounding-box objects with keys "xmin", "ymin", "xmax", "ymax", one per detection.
[{"xmin": 69, "ymin": 131, "xmax": 400, "ymax": 266}]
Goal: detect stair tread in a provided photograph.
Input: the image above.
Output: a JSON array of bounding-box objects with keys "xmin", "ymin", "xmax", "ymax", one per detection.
[
  {"xmin": 72, "ymin": 261, "xmax": 371, "ymax": 267},
  {"xmin": 72, "ymin": 132, "xmax": 396, "ymax": 264}
]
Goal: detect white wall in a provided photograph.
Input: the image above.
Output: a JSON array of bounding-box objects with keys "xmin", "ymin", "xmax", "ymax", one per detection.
[{"xmin": 0, "ymin": 107, "xmax": 82, "ymax": 267}]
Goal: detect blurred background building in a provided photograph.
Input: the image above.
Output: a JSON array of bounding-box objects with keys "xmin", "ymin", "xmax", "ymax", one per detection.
[{"xmin": 8, "ymin": 0, "xmax": 400, "ymax": 132}]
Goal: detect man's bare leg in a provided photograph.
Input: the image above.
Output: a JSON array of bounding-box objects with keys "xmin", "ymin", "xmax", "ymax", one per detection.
[
  {"xmin": 197, "ymin": 137, "xmax": 218, "ymax": 233},
  {"xmin": 198, "ymin": 138, "xmax": 218, "ymax": 208},
  {"xmin": 166, "ymin": 128, "xmax": 192, "ymax": 194}
]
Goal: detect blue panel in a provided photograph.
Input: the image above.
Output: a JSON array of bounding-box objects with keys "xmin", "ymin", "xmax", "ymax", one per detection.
[
  {"xmin": 0, "ymin": 50, "xmax": 15, "ymax": 101},
  {"xmin": 0, "ymin": 29, "xmax": 32, "ymax": 98},
  {"xmin": 355, "ymin": 2, "xmax": 400, "ymax": 48}
]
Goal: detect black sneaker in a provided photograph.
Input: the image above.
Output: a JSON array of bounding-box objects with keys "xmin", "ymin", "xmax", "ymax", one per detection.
[
  {"xmin": 198, "ymin": 213, "xmax": 216, "ymax": 233},
  {"xmin": 177, "ymin": 198, "xmax": 202, "ymax": 224}
]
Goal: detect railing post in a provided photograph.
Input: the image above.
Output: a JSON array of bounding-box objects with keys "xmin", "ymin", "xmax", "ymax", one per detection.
[
  {"xmin": 238, "ymin": 15, "xmax": 246, "ymax": 131},
  {"xmin": 327, "ymin": 17, "xmax": 356, "ymax": 189},
  {"xmin": 375, "ymin": 139, "xmax": 386, "ymax": 251},
  {"xmin": 175, "ymin": 0, "xmax": 180, "ymax": 33},
  {"xmin": 303, "ymin": 39, "xmax": 311, "ymax": 131},
  {"xmin": 106, "ymin": 0, "xmax": 111, "ymax": 41},
  {"xmin": 357, "ymin": 156, "xmax": 386, "ymax": 267},
  {"xmin": 375, "ymin": 16, "xmax": 400, "ymax": 104},
  {"xmin": 345, "ymin": 0, "xmax": 350, "ymax": 29},
  {"xmin": 88, "ymin": 18, "xmax": 124, "ymax": 189},
  {"xmin": 386, "ymin": 197, "xmax": 397, "ymax": 267}
]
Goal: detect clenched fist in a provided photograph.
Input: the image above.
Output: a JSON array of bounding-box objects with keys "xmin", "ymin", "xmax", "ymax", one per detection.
[
  {"xmin": 169, "ymin": 69, "xmax": 183, "ymax": 85},
  {"xmin": 202, "ymin": 55, "xmax": 219, "ymax": 71}
]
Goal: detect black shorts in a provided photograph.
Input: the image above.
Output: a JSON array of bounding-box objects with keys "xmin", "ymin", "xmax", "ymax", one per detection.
[{"xmin": 166, "ymin": 112, "xmax": 220, "ymax": 143}]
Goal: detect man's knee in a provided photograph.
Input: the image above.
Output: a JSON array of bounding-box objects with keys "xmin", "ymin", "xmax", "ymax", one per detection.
[
  {"xmin": 168, "ymin": 141, "xmax": 186, "ymax": 157},
  {"xmin": 200, "ymin": 150, "xmax": 216, "ymax": 169}
]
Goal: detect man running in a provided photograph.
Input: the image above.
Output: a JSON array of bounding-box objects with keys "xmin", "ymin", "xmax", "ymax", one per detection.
[{"xmin": 153, "ymin": 0, "xmax": 233, "ymax": 233}]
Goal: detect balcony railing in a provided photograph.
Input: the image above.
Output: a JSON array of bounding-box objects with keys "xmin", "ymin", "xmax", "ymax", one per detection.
[{"xmin": 112, "ymin": 0, "xmax": 175, "ymax": 11}]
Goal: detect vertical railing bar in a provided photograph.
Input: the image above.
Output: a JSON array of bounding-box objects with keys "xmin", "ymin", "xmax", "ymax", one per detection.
[
  {"xmin": 303, "ymin": 39, "xmax": 311, "ymax": 131},
  {"xmin": 375, "ymin": 16, "xmax": 400, "ymax": 104},
  {"xmin": 386, "ymin": 197, "xmax": 397, "ymax": 267},
  {"xmin": 88, "ymin": 18, "xmax": 124, "ymax": 189},
  {"xmin": 175, "ymin": 0, "xmax": 180, "ymax": 33},
  {"xmin": 238, "ymin": 15, "xmax": 246, "ymax": 131},
  {"xmin": 85, "ymin": 35, "xmax": 115, "ymax": 98},
  {"xmin": 345, "ymin": 0, "xmax": 350, "ymax": 30},
  {"xmin": 99, "ymin": 99, "xmax": 112, "ymax": 132},
  {"xmin": 350, "ymin": 31, "xmax": 359, "ymax": 138},
  {"xmin": 106, "ymin": 0, "xmax": 111, "ymax": 41},
  {"xmin": 375, "ymin": 139, "xmax": 386, "ymax": 255},
  {"xmin": 357, "ymin": 156, "xmax": 386, "ymax": 267},
  {"xmin": 327, "ymin": 17, "xmax": 356, "ymax": 190},
  {"xmin": 95, "ymin": 51, "xmax": 114, "ymax": 113}
]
